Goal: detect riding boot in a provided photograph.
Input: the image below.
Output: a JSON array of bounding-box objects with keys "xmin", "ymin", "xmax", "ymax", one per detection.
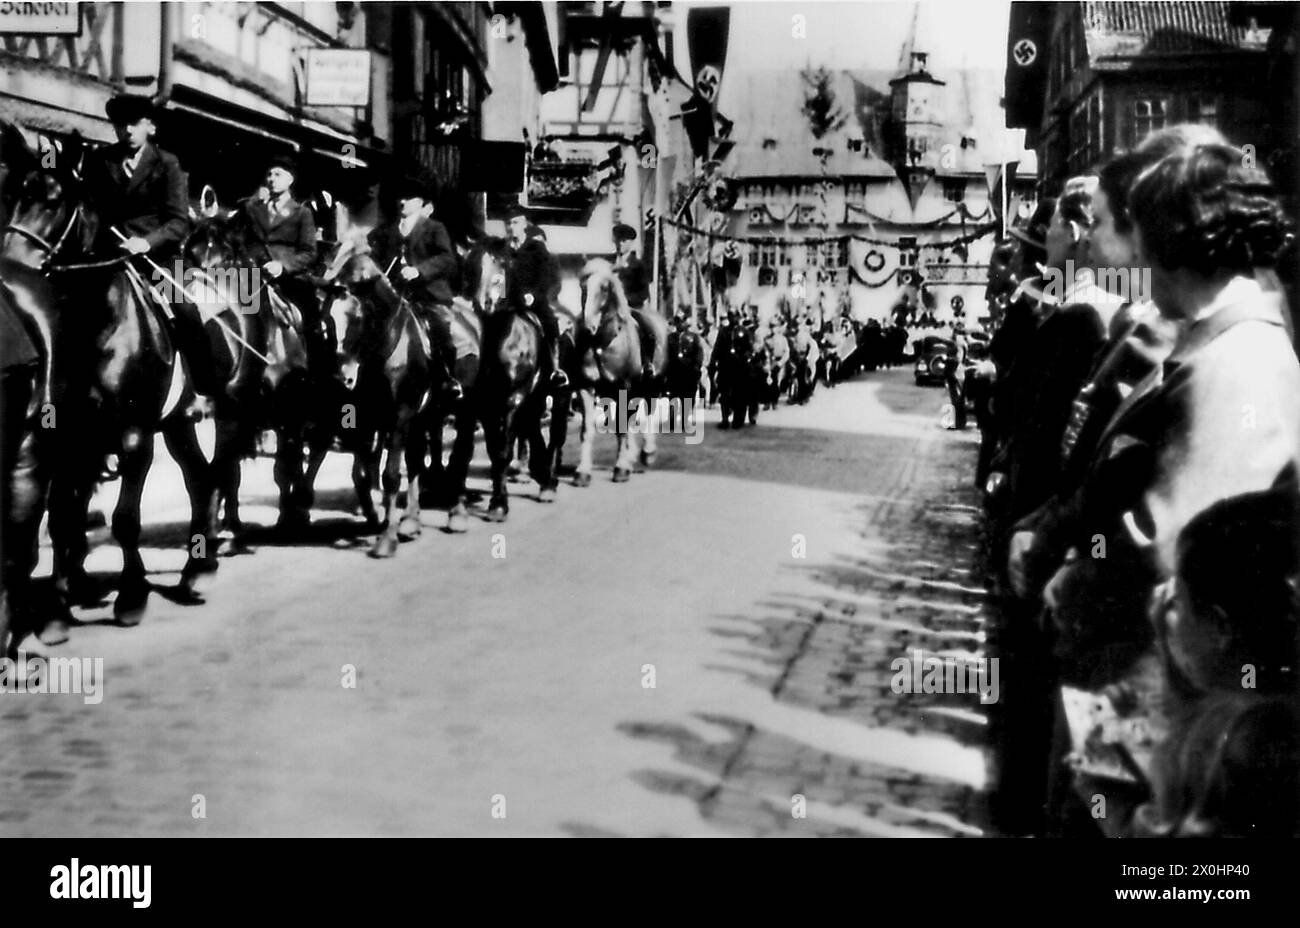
[
  {"xmin": 440, "ymin": 343, "xmax": 463, "ymax": 402},
  {"xmin": 536, "ymin": 309, "xmax": 567, "ymax": 388}
]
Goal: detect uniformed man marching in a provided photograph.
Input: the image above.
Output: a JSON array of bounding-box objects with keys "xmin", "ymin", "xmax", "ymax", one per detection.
[
  {"xmin": 232, "ymin": 154, "xmax": 329, "ymax": 373},
  {"xmin": 369, "ymin": 174, "xmax": 463, "ymax": 401},
  {"xmin": 504, "ymin": 202, "xmax": 567, "ymax": 388}
]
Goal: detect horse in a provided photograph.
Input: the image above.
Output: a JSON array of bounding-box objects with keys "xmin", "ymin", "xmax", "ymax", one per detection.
[
  {"xmin": 322, "ymin": 235, "xmax": 443, "ymax": 555},
  {"xmin": 564, "ymin": 259, "xmax": 668, "ymax": 484},
  {"xmin": 182, "ymin": 188, "xmax": 347, "ymax": 549},
  {"xmin": 418, "ymin": 240, "xmax": 500, "ymax": 534},
  {"xmin": 469, "ymin": 245, "xmax": 559, "ymax": 520},
  {"xmin": 1, "ymin": 142, "xmax": 223, "ymax": 626}
]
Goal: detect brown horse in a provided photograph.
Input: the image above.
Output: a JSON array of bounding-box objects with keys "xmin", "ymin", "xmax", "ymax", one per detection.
[
  {"xmin": 2, "ymin": 144, "xmax": 222, "ymax": 626},
  {"xmin": 324, "ymin": 236, "xmax": 440, "ymax": 556},
  {"xmin": 182, "ymin": 188, "xmax": 348, "ymax": 548},
  {"xmin": 472, "ymin": 244, "xmax": 557, "ymax": 522},
  {"xmin": 565, "ymin": 259, "xmax": 668, "ymax": 484}
]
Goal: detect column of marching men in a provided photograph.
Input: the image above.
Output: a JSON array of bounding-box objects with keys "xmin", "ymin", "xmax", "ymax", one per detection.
[{"xmin": 974, "ymin": 123, "xmax": 1300, "ymax": 837}]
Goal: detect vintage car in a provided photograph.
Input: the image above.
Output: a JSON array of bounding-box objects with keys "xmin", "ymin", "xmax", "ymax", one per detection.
[{"xmin": 913, "ymin": 335, "xmax": 958, "ymax": 385}]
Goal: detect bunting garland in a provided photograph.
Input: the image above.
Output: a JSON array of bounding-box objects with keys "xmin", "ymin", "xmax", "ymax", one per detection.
[{"xmin": 662, "ymin": 215, "xmax": 997, "ymax": 251}]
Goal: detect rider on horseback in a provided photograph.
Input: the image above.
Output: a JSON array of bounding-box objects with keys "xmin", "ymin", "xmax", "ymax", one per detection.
[
  {"xmin": 504, "ymin": 202, "xmax": 568, "ymax": 388},
  {"xmin": 368, "ymin": 173, "xmax": 464, "ymax": 403},
  {"xmin": 231, "ymin": 154, "xmax": 331, "ymax": 376}
]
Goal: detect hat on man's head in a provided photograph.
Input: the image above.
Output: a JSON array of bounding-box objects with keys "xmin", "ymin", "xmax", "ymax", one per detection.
[
  {"xmin": 105, "ymin": 94, "xmax": 157, "ymax": 126},
  {"xmin": 396, "ymin": 170, "xmax": 438, "ymax": 203},
  {"xmin": 613, "ymin": 222, "xmax": 636, "ymax": 243},
  {"xmin": 267, "ymin": 154, "xmax": 298, "ymax": 176},
  {"xmin": 504, "ymin": 201, "xmax": 531, "ymax": 222}
]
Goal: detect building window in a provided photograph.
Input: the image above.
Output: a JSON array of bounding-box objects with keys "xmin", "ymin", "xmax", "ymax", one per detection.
[
  {"xmin": 942, "ymin": 178, "xmax": 966, "ymax": 203},
  {"xmin": 1067, "ymin": 94, "xmax": 1102, "ymax": 176},
  {"xmin": 1189, "ymin": 95, "xmax": 1218, "ymax": 127},
  {"xmin": 758, "ymin": 240, "xmax": 779, "ymax": 268},
  {"xmin": 1131, "ymin": 98, "xmax": 1168, "ymax": 145},
  {"xmin": 898, "ymin": 237, "xmax": 917, "ymax": 269}
]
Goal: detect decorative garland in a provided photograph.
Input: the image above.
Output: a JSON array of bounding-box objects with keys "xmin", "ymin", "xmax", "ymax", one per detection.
[
  {"xmin": 843, "ymin": 200, "xmax": 993, "ymax": 228},
  {"xmin": 662, "ymin": 215, "xmax": 997, "ymax": 251},
  {"xmin": 863, "ymin": 249, "xmax": 886, "ymax": 272}
]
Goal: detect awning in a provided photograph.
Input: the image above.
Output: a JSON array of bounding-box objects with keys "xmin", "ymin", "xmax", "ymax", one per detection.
[{"xmin": 0, "ymin": 94, "xmax": 116, "ymax": 144}]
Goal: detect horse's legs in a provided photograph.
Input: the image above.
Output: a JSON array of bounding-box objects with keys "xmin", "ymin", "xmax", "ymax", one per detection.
[
  {"xmin": 397, "ymin": 411, "xmax": 425, "ymax": 541},
  {"xmin": 274, "ymin": 428, "xmax": 308, "ymax": 533},
  {"xmin": 370, "ymin": 420, "xmax": 403, "ymax": 557},
  {"xmin": 574, "ymin": 388, "xmax": 595, "ymax": 487},
  {"xmin": 446, "ymin": 402, "xmax": 477, "ymax": 532},
  {"xmin": 164, "ymin": 420, "xmax": 220, "ymax": 601},
  {"xmin": 210, "ymin": 414, "xmax": 246, "ymax": 552},
  {"xmin": 483, "ymin": 409, "xmax": 510, "ymax": 520},
  {"xmin": 612, "ymin": 402, "xmax": 635, "ymax": 482},
  {"xmin": 351, "ymin": 438, "xmax": 380, "ymax": 528},
  {"xmin": 110, "ymin": 430, "xmax": 155, "ymax": 625}
]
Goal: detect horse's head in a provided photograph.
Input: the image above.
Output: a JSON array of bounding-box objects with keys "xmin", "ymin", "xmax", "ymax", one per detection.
[
  {"xmin": 325, "ymin": 288, "xmax": 366, "ymax": 390},
  {"xmin": 460, "ymin": 237, "xmax": 508, "ymax": 312},
  {"xmin": 321, "ymin": 228, "xmax": 386, "ymax": 291},
  {"xmin": 184, "ymin": 186, "xmax": 243, "ymax": 272},
  {"xmin": 579, "ymin": 258, "xmax": 630, "ymax": 333},
  {"xmin": 2, "ymin": 134, "xmax": 92, "ymax": 270}
]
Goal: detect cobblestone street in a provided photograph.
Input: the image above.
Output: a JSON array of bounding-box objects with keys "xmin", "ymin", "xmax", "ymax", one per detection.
[{"xmin": 0, "ymin": 371, "xmax": 992, "ymax": 836}]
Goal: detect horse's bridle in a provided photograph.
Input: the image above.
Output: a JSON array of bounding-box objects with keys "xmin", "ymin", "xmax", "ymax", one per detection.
[{"xmin": 3, "ymin": 201, "xmax": 83, "ymax": 268}]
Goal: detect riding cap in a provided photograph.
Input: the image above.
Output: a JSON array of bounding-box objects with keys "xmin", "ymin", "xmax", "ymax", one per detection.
[
  {"xmin": 504, "ymin": 201, "xmax": 531, "ymax": 222},
  {"xmin": 105, "ymin": 94, "xmax": 157, "ymax": 126},
  {"xmin": 612, "ymin": 222, "xmax": 636, "ymax": 243}
]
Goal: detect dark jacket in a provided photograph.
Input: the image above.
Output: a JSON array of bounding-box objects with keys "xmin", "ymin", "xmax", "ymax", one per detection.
[
  {"xmin": 507, "ymin": 235, "xmax": 557, "ymax": 310},
  {"xmin": 616, "ymin": 253, "xmax": 650, "ymax": 309},
  {"xmin": 370, "ymin": 216, "xmax": 458, "ymax": 305},
  {"xmin": 236, "ymin": 194, "xmax": 317, "ymax": 275},
  {"xmin": 84, "ymin": 141, "xmax": 189, "ymax": 255},
  {"xmin": 1002, "ymin": 283, "xmax": 1119, "ymax": 521}
]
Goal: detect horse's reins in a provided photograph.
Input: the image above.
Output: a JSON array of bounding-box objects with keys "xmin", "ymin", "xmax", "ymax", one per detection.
[{"xmin": 108, "ymin": 226, "xmax": 273, "ymax": 364}]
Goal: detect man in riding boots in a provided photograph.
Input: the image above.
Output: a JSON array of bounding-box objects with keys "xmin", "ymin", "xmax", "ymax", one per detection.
[
  {"xmin": 505, "ymin": 202, "xmax": 567, "ymax": 388},
  {"xmin": 368, "ymin": 174, "xmax": 463, "ymax": 402},
  {"xmin": 233, "ymin": 154, "xmax": 331, "ymax": 376}
]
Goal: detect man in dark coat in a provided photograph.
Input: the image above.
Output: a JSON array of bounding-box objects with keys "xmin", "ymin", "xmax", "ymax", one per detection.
[
  {"xmin": 82, "ymin": 95, "xmax": 217, "ymax": 396},
  {"xmin": 613, "ymin": 222, "xmax": 650, "ymax": 310},
  {"xmin": 504, "ymin": 202, "xmax": 567, "ymax": 387},
  {"xmin": 233, "ymin": 155, "xmax": 328, "ymax": 372},
  {"xmin": 369, "ymin": 175, "xmax": 462, "ymax": 400},
  {"xmin": 83, "ymin": 95, "xmax": 189, "ymax": 259}
]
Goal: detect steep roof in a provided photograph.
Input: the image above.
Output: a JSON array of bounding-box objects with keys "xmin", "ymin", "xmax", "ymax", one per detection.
[
  {"xmin": 727, "ymin": 67, "xmax": 1037, "ymax": 180},
  {"xmin": 1083, "ymin": 1, "xmax": 1272, "ymax": 60}
]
